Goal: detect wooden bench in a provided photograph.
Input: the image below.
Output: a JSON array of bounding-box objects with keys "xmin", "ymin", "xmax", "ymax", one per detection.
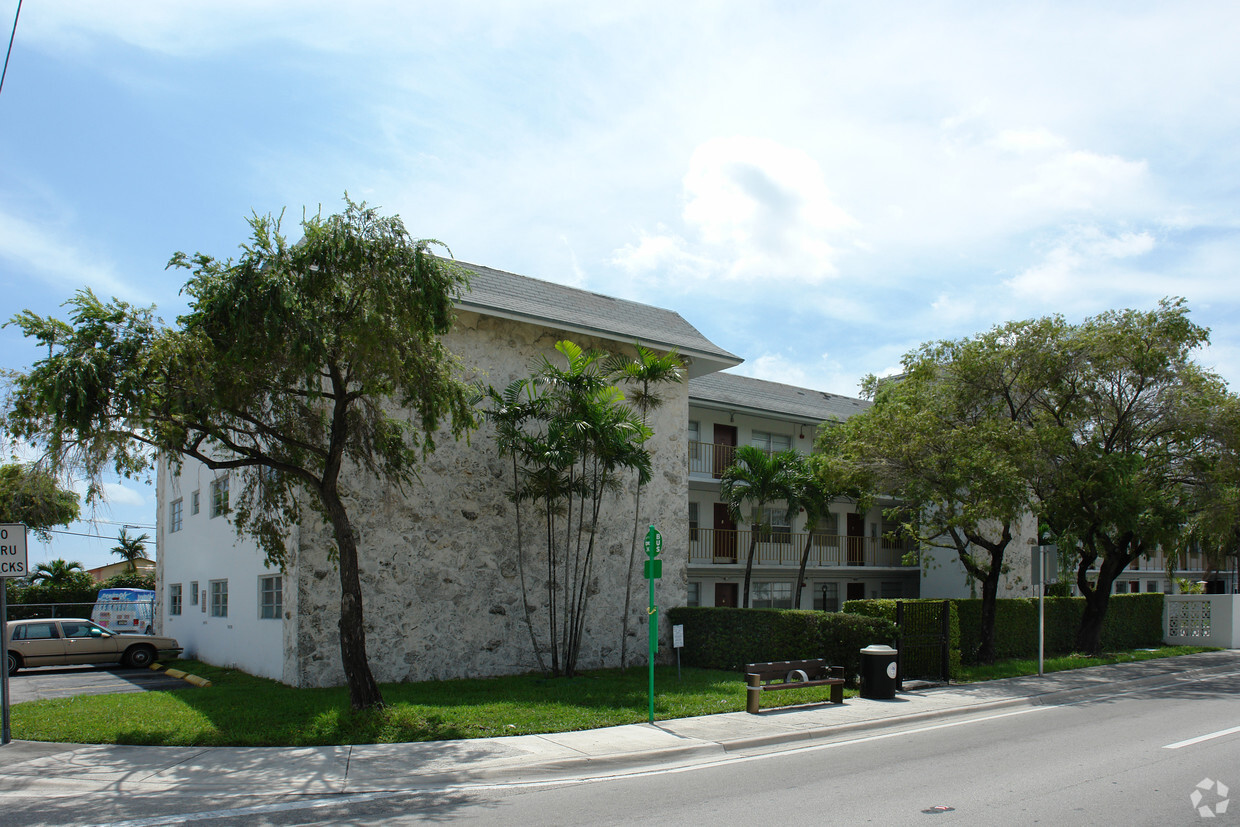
[{"xmin": 744, "ymin": 659, "xmax": 845, "ymax": 714}]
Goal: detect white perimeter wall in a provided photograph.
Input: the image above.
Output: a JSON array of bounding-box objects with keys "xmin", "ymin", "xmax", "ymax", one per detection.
[{"xmin": 1165, "ymin": 595, "xmax": 1240, "ymax": 648}]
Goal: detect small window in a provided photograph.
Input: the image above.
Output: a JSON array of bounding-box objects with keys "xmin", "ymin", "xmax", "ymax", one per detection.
[
  {"xmin": 169, "ymin": 499, "xmax": 183, "ymax": 533},
  {"xmin": 259, "ymin": 574, "xmax": 282, "ymax": 620},
  {"xmin": 169, "ymin": 583, "xmax": 183, "ymax": 616},
  {"xmin": 209, "ymin": 579, "xmax": 228, "ymax": 617},
  {"xmin": 751, "ymin": 431, "xmax": 791, "ymax": 454},
  {"xmin": 880, "ymin": 581, "xmax": 903, "ymax": 599},
  {"xmin": 1147, "ymin": 580, "xmax": 1160, "ymax": 593},
  {"xmin": 190, "ymin": 581, "xmax": 199, "ymax": 605},
  {"xmin": 688, "ymin": 502, "xmax": 699, "ymax": 542},
  {"xmin": 686, "ymin": 581, "xmax": 700, "ymax": 607},
  {"xmin": 191, "ymin": 491, "xmax": 200, "ymax": 515},
  {"xmin": 210, "ymin": 475, "xmax": 229, "ymax": 518},
  {"xmin": 761, "ymin": 507, "xmax": 791, "ymax": 543}
]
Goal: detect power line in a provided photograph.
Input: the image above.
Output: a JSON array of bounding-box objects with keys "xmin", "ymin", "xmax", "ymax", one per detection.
[{"xmin": 0, "ymin": 0, "xmax": 22, "ymax": 98}]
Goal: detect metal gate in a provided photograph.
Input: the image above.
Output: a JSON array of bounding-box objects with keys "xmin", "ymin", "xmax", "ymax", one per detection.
[{"xmin": 896, "ymin": 600, "xmax": 950, "ymax": 684}]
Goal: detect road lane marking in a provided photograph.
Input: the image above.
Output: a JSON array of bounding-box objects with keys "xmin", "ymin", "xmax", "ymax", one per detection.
[{"xmin": 1163, "ymin": 724, "xmax": 1240, "ymax": 750}]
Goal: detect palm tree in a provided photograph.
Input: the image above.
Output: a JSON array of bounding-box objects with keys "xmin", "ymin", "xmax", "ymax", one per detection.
[
  {"xmin": 719, "ymin": 445, "xmax": 798, "ymax": 608},
  {"xmin": 30, "ymin": 558, "xmax": 88, "ymax": 587},
  {"xmin": 786, "ymin": 452, "xmax": 867, "ymax": 609},
  {"xmin": 607, "ymin": 344, "xmax": 684, "ymax": 668},
  {"xmin": 111, "ymin": 528, "xmax": 150, "ymax": 572}
]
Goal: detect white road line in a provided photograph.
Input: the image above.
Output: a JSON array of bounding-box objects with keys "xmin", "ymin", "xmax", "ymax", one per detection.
[
  {"xmin": 1163, "ymin": 724, "xmax": 1240, "ymax": 750},
  {"xmin": 86, "ymin": 791, "xmax": 410, "ymax": 827}
]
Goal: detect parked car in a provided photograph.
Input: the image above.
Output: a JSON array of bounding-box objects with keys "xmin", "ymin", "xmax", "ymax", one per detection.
[{"xmin": 5, "ymin": 618, "xmax": 182, "ymax": 675}]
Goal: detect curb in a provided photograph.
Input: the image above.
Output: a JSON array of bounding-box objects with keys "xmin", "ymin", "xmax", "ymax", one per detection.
[{"xmin": 149, "ymin": 662, "xmax": 212, "ymax": 688}]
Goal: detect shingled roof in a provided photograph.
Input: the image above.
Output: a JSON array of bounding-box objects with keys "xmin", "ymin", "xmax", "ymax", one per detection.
[
  {"xmin": 689, "ymin": 371, "xmax": 870, "ymax": 424},
  {"xmin": 455, "ymin": 261, "xmax": 741, "ymax": 378}
]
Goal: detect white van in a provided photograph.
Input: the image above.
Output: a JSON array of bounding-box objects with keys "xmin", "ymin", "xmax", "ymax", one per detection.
[{"xmin": 91, "ymin": 588, "xmax": 157, "ymax": 635}]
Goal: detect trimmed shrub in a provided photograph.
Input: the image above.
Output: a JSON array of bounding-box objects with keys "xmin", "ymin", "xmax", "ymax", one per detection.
[{"xmin": 666, "ymin": 606, "xmax": 897, "ymax": 685}]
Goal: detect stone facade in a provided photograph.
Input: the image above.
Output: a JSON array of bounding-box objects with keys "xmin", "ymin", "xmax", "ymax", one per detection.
[{"xmin": 282, "ymin": 310, "xmax": 690, "ymax": 687}]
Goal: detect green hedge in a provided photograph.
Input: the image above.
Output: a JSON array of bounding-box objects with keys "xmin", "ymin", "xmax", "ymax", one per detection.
[
  {"xmin": 845, "ymin": 594, "xmax": 1165, "ymax": 666},
  {"xmin": 666, "ymin": 606, "xmax": 897, "ymax": 685},
  {"xmin": 843, "ymin": 599, "xmax": 963, "ymax": 679}
]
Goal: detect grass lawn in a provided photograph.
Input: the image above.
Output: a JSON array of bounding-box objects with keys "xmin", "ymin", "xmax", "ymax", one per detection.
[
  {"xmin": 955, "ymin": 645, "xmax": 1217, "ymax": 683},
  {"xmin": 11, "ymin": 645, "xmax": 1214, "ymax": 747}
]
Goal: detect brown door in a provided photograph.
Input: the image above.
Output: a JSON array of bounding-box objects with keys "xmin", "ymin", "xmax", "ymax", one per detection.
[
  {"xmin": 713, "ymin": 503, "xmax": 738, "ymax": 562},
  {"xmin": 713, "ymin": 424, "xmax": 737, "ymax": 478},
  {"xmin": 846, "ymin": 582, "xmax": 866, "ymax": 602},
  {"xmin": 847, "ymin": 512, "xmax": 865, "ymax": 565},
  {"xmin": 715, "ymin": 583, "xmax": 739, "ymax": 608}
]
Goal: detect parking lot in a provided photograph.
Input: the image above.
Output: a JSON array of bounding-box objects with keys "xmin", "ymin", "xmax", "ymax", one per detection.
[{"xmin": 3, "ymin": 664, "xmax": 189, "ymax": 704}]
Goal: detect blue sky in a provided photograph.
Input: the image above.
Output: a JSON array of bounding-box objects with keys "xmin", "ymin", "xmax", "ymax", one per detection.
[{"xmin": 3, "ymin": 1, "xmax": 1239, "ymax": 569}]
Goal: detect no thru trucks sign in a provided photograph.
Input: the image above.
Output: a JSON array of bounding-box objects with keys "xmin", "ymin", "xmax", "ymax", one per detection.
[{"xmin": 0, "ymin": 524, "xmax": 27, "ymax": 577}]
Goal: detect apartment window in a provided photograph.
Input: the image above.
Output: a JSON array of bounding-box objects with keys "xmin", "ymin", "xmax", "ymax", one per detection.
[
  {"xmin": 209, "ymin": 579, "xmax": 228, "ymax": 617},
  {"xmin": 191, "ymin": 491, "xmax": 200, "ymax": 515},
  {"xmin": 751, "ymin": 582, "xmax": 792, "ymax": 609},
  {"xmin": 686, "ymin": 582, "xmax": 700, "ymax": 607},
  {"xmin": 190, "ymin": 581, "xmax": 199, "ymax": 605},
  {"xmin": 210, "ymin": 475, "xmax": 229, "ymax": 518},
  {"xmin": 259, "ymin": 574, "xmax": 282, "ymax": 620},
  {"xmin": 169, "ymin": 499, "xmax": 183, "ymax": 533},
  {"xmin": 816, "ymin": 582, "xmax": 839, "ymax": 612},
  {"xmin": 1147, "ymin": 581, "xmax": 1160, "ymax": 593},
  {"xmin": 688, "ymin": 502, "xmax": 699, "ymax": 542},
  {"xmin": 751, "ymin": 431, "xmax": 791, "ymax": 454},
  {"xmin": 761, "ymin": 507, "xmax": 791, "ymax": 543},
  {"xmin": 687, "ymin": 420, "xmax": 705, "ymax": 473},
  {"xmin": 880, "ymin": 581, "xmax": 903, "ymax": 599},
  {"xmin": 812, "ymin": 513, "xmax": 840, "ymax": 548},
  {"xmin": 169, "ymin": 583, "xmax": 182, "ymax": 616}
]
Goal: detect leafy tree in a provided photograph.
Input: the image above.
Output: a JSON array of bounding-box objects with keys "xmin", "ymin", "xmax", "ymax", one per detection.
[
  {"xmin": 488, "ymin": 341, "xmax": 652, "ymax": 677},
  {"xmin": 607, "ymin": 343, "xmax": 684, "ymax": 668},
  {"xmin": 110, "ymin": 527, "xmax": 150, "ymax": 572},
  {"xmin": 1028, "ymin": 300, "xmax": 1238, "ymax": 653},
  {"xmin": 0, "ymin": 463, "xmax": 80, "ymax": 542},
  {"xmin": 820, "ymin": 318, "xmax": 1061, "ymax": 662},
  {"xmin": 101, "ymin": 570, "xmax": 156, "ymax": 591},
  {"xmin": 719, "ymin": 445, "xmax": 798, "ymax": 609},
  {"xmin": 30, "ymin": 558, "xmax": 90, "ymax": 588},
  {"xmin": 4, "ymin": 198, "xmax": 476, "ymax": 709}
]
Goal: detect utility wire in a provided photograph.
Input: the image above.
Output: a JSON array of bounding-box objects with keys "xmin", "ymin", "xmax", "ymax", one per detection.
[{"xmin": 0, "ymin": 0, "xmax": 22, "ymax": 98}]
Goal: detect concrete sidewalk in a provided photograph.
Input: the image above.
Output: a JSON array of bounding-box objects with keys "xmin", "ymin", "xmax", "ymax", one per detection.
[{"xmin": 1, "ymin": 650, "xmax": 1236, "ymax": 797}]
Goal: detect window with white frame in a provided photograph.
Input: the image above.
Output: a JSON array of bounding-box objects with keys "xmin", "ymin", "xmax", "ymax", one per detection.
[
  {"xmin": 169, "ymin": 499, "xmax": 183, "ymax": 533},
  {"xmin": 760, "ymin": 506, "xmax": 791, "ymax": 543},
  {"xmin": 750, "ymin": 430, "xmax": 791, "ymax": 454},
  {"xmin": 210, "ymin": 475, "xmax": 229, "ymax": 518},
  {"xmin": 191, "ymin": 490, "xmax": 200, "ymax": 515},
  {"xmin": 686, "ymin": 582, "xmax": 700, "ymax": 607},
  {"xmin": 169, "ymin": 583, "xmax": 182, "ymax": 616},
  {"xmin": 751, "ymin": 581, "xmax": 792, "ymax": 609},
  {"xmin": 209, "ymin": 579, "xmax": 228, "ymax": 617},
  {"xmin": 259, "ymin": 574, "xmax": 282, "ymax": 619},
  {"xmin": 687, "ymin": 420, "xmax": 705, "ymax": 472},
  {"xmin": 688, "ymin": 502, "xmax": 699, "ymax": 542},
  {"xmin": 812, "ymin": 512, "xmax": 840, "ymax": 547},
  {"xmin": 190, "ymin": 581, "xmax": 199, "ymax": 605}
]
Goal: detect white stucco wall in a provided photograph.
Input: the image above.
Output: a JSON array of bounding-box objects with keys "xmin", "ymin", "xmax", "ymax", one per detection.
[{"xmin": 156, "ymin": 460, "xmax": 286, "ymax": 680}]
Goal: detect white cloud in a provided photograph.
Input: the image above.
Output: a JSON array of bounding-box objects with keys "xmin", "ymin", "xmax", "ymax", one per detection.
[
  {"xmin": 0, "ymin": 207, "xmax": 135, "ymax": 299},
  {"xmin": 613, "ymin": 137, "xmax": 857, "ymax": 289},
  {"xmin": 1005, "ymin": 226, "xmax": 1157, "ymax": 303}
]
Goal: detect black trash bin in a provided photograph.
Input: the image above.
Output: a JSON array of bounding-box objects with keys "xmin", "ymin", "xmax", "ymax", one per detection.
[{"xmin": 859, "ymin": 644, "xmax": 898, "ymax": 699}]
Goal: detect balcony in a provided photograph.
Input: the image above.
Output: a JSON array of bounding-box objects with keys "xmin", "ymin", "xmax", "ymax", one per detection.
[
  {"xmin": 688, "ymin": 440, "xmax": 736, "ymax": 478},
  {"xmin": 688, "ymin": 528, "xmax": 916, "ymax": 568}
]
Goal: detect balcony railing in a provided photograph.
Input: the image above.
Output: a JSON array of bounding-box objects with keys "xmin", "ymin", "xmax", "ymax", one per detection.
[
  {"xmin": 688, "ymin": 528, "xmax": 915, "ymax": 568},
  {"xmin": 688, "ymin": 440, "xmax": 737, "ymax": 478}
]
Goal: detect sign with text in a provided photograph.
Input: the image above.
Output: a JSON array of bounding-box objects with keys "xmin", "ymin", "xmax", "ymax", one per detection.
[{"xmin": 0, "ymin": 525, "xmax": 27, "ymax": 577}]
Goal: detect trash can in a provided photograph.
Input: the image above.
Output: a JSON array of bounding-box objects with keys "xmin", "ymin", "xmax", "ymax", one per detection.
[{"xmin": 859, "ymin": 644, "xmax": 899, "ymax": 699}]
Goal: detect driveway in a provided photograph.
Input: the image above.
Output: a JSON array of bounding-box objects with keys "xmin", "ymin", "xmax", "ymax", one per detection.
[{"xmin": 3, "ymin": 665, "xmax": 189, "ymax": 704}]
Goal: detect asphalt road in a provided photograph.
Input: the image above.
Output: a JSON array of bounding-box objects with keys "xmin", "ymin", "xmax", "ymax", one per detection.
[
  {"xmin": 1, "ymin": 663, "xmax": 1236, "ymax": 826},
  {"xmin": 2, "ymin": 665, "xmax": 189, "ymax": 704}
]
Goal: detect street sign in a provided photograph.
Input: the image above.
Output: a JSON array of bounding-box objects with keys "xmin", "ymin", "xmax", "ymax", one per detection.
[
  {"xmin": 0, "ymin": 524, "xmax": 28, "ymax": 578},
  {"xmin": 644, "ymin": 559, "xmax": 663, "ymax": 580},
  {"xmin": 644, "ymin": 525, "xmax": 662, "ymax": 557}
]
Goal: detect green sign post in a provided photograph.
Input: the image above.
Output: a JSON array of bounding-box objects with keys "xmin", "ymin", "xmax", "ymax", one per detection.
[{"xmin": 644, "ymin": 524, "xmax": 662, "ymax": 724}]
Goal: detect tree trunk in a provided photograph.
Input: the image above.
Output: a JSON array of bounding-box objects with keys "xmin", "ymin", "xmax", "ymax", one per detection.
[
  {"xmin": 742, "ymin": 535, "xmax": 758, "ymax": 609},
  {"xmin": 321, "ymin": 485, "xmax": 383, "ymax": 710},
  {"xmin": 620, "ymin": 485, "xmax": 644, "ymax": 670},
  {"xmin": 793, "ymin": 533, "xmax": 812, "ymax": 609},
  {"xmin": 974, "ymin": 564, "xmax": 1003, "ymax": 664}
]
